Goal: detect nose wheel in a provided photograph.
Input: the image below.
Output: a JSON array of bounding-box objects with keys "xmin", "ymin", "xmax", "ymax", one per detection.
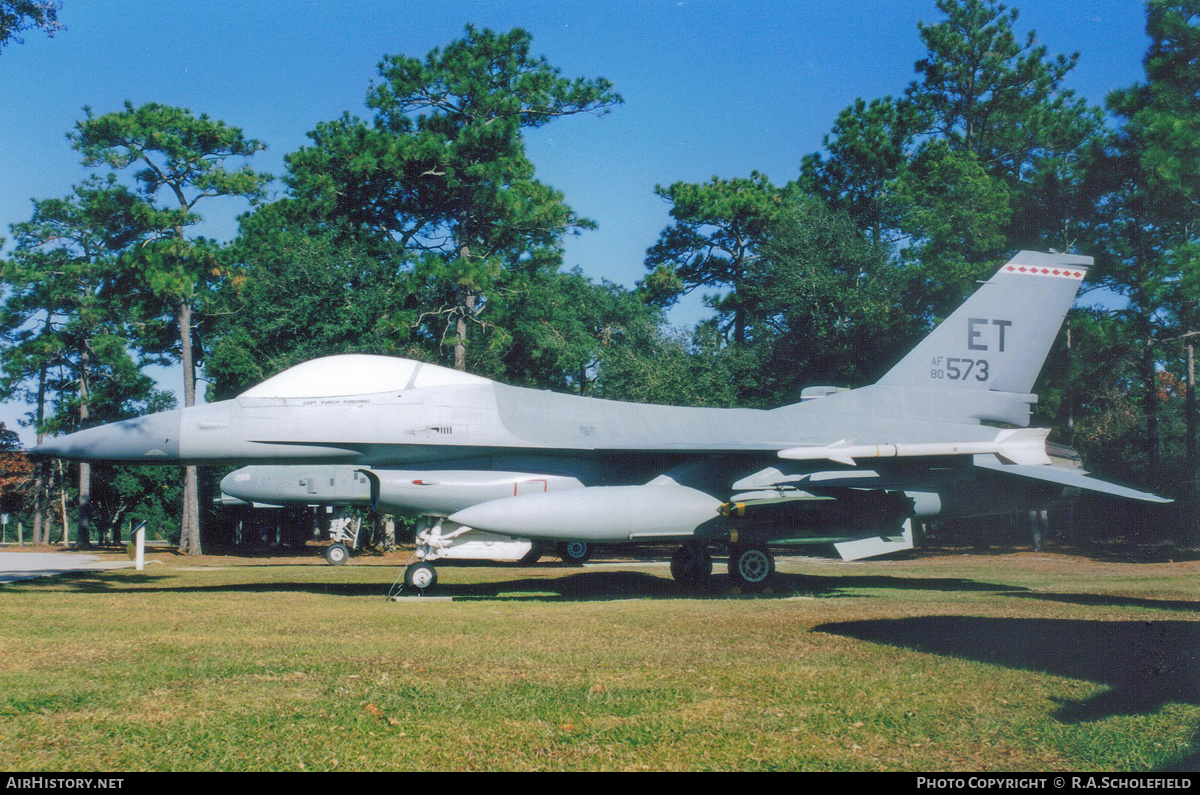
[
  {"xmin": 323, "ymin": 514, "xmax": 363, "ymax": 565},
  {"xmin": 404, "ymin": 561, "xmax": 438, "ymax": 591},
  {"xmin": 324, "ymin": 542, "xmax": 349, "ymax": 566}
]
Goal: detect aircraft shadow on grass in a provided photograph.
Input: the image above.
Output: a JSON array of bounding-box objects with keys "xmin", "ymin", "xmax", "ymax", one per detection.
[
  {"xmin": 38, "ymin": 566, "xmax": 1200, "ymax": 615},
  {"xmin": 22, "ymin": 570, "xmax": 1121, "ymax": 615},
  {"xmin": 37, "ymin": 566, "xmax": 1046, "ymax": 602},
  {"xmin": 1003, "ymin": 590, "xmax": 1200, "ymax": 614},
  {"xmin": 814, "ymin": 615, "xmax": 1200, "ymax": 770}
]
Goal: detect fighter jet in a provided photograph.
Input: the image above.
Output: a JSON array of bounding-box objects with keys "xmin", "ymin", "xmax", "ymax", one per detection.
[{"xmin": 34, "ymin": 251, "xmax": 1168, "ymax": 591}]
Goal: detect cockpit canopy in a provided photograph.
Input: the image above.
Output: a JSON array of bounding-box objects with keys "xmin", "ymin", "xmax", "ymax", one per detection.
[{"xmin": 238, "ymin": 355, "xmax": 489, "ymax": 399}]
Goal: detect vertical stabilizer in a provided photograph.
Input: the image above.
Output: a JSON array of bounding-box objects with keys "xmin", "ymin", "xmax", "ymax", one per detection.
[{"xmin": 877, "ymin": 251, "xmax": 1090, "ymax": 395}]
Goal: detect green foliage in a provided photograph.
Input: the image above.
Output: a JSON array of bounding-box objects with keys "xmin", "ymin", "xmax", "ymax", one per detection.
[
  {"xmin": 71, "ymin": 102, "xmax": 271, "ymax": 214},
  {"xmin": 282, "ymin": 114, "xmax": 435, "ymax": 249},
  {"xmin": 207, "ymin": 210, "xmax": 419, "ymax": 399},
  {"xmin": 483, "ymin": 267, "xmax": 662, "ymax": 394},
  {"xmin": 745, "ymin": 198, "xmax": 926, "ymax": 397},
  {"xmin": 799, "ymin": 97, "xmax": 919, "ymax": 248},
  {"xmin": 0, "ymin": 177, "xmax": 165, "ymax": 433},
  {"xmin": 214, "ymin": 206, "xmax": 661, "ymax": 400},
  {"xmin": 90, "ymin": 463, "xmax": 183, "ymax": 543},
  {"xmin": 1068, "ymin": 1, "xmax": 1200, "ymax": 492},
  {"xmin": 4, "ymin": 8, "xmax": 1200, "ymax": 547},
  {"xmin": 644, "ymin": 173, "xmax": 789, "ymax": 345},
  {"xmin": 594, "ymin": 323, "xmax": 753, "ymax": 408},
  {"xmin": 285, "ymin": 26, "xmax": 621, "ymax": 370},
  {"xmin": 643, "ymin": 183, "xmax": 922, "ymax": 406},
  {"xmin": 71, "ymin": 101, "xmax": 272, "ymax": 553},
  {"xmin": 800, "ymin": 0, "xmax": 1101, "ymax": 313},
  {"xmin": 892, "ymin": 141, "xmax": 1012, "ymax": 315},
  {"xmin": 907, "ymin": 0, "xmax": 1081, "ymax": 170},
  {"xmin": 905, "ymin": 0, "xmax": 1105, "ymax": 270},
  {"xmin": 0, "ymin": 0, "xmax": 61, "ymax": 52},
  {"xmin": 69, "ymin": 100, "xmax": 272, "ymax": 360},
  {"xmin": 0, "ymin": 177, "xmax": 178, "ymax": 544},
  {"xmin": 1133, "ymin": 1, "xmax": 1200, "ymax": 207}
]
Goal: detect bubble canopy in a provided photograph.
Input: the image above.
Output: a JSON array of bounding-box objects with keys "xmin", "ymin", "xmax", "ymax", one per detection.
[{"xmin": 238, "ymin": 355, "xmax": 489, "ymax": 399}]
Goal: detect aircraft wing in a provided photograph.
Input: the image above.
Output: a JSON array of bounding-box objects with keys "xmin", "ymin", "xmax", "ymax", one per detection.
[{"xmin": 973, "ymin": 457, "xmax": 1172, "ymax": 504}]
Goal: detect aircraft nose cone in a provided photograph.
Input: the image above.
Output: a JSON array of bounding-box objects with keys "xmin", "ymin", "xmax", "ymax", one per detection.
[{"xmin": 31, "ymin": 409, "xmax": 183, "ymax": 462}]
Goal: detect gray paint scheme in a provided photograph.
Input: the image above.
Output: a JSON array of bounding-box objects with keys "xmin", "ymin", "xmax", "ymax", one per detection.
[
  {"xmin": 221, "ymin": 464, "xmax": 584, "ymax": 518},
  {"xmin": 34, "ymin": 252, "xmax": 1168, "ymax": 554}
]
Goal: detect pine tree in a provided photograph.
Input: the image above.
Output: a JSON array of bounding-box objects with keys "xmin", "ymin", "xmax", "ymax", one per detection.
[{"xmin": 70, "ymin": 102, "xmax": 270, "ymax": 555}]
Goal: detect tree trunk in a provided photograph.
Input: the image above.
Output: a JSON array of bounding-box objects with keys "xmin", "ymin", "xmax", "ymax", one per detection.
[
  {"xmin": 383, "ymin": 514, "xmax": 396, "ymax": 552},
  {"xmin": 1063, "ymin": 321, "xmax": 1074, "ymax": 448},
  {"xmin": 453, "ymin": 230, "xmax": 472, "ymax": 372},
  {"xmin": 177, "ymin": 300, "xmax": 202, "ymax": 555},
  {"xmin": 453, "ymin": 282, "xmax": 475, "ymax": 372},
  {"xmin": 77, "ymin": 462, "xmax": 91, "ymax": 547},
  {"xmin": 32, "ymin": 459, "xmax": 45, "ymax": 546},
  {"xmin": 32, "ymin": 353, "xmax": 48, "ymax": 545},
  {"xmin": 42, "ymin": 463, "xmax": 55, "ymax": 546},
  {"xmin": 732, "ymin": 268, "xmax": 746, "ymax": 346},
  {"xmin": 76, "ymin": 345, "xmax": 92, "ymax": 548},
  {"xmin": 57, "ymin": 459, "xmax": 70, "ymax": 546},
  {"xmin": 1141, "ymin": 336, "xmax": 1160, "ymax": 481},
  {"xmin": 1187, "ymin": 342, "xmax": 1198, "ymax": 545}
]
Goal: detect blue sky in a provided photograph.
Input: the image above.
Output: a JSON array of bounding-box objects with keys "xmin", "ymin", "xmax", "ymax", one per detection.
[{"xmin": 0, "ymin": 0, "xmax": 1152, "ymax": 443}]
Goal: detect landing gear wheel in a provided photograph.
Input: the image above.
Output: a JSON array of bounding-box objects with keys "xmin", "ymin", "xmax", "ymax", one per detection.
[
  {"xmin": 404, "ymin": 561, "xmax": 438, "ymax": 591},
  {"xmin": 670, "ymin": 544, "xmax": 712, "ymax": 591},
  {"xmin": 324, "ymin": 542, "xmax": 349, "ymax": 566},
  {"xmin": 728, "ymin": 544, "xmax": 775, "ymax": 591},
  {"xmin": 558, "ymin": 541, "xmax": 591, "ymax": 564}
]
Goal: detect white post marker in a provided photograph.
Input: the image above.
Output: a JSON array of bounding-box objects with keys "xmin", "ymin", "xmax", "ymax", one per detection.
[{"xmin": 133, "ymin": 521, "xmax": 146, "ymax": 571}]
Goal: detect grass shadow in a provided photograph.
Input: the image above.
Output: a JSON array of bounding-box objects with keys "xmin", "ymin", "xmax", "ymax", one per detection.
[
  {"xmin": 817, "ymin": 615, "xmax": 1200, "ymax": 769},
  {"xmin": 776, "ymin": 571, "xmax": 1029, "ymax": 597},
  {"xmin": 1004, "ymin": 591, "xmax": 1200, "ymax": 613},
  {"xmin": 814, "ymin": 616, "xmax": 1200, "ymax": 725}
]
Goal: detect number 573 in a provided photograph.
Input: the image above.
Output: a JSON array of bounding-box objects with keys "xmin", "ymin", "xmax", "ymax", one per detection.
[{"xmin": 945, "ymin": 357, "xmax": 988, "ymax": 381}]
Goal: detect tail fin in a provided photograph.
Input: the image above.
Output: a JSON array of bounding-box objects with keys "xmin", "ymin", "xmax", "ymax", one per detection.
[{"xmin": 877, "ymin": 251, "xmax": 1090, "ymax": 394}]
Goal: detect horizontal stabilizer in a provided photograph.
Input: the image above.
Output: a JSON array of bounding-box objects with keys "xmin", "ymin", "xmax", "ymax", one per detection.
[
  {"xmin": 779, "ymin": 428, "xmax": 1050, "ymax": 466},
  {"xmin": 974, "ymin": 459, "xmax": 1172, "ymax": 503}
]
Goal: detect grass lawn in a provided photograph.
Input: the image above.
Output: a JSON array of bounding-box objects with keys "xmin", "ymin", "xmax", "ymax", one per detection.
[{"xmin": 0, "ymin": 545, "xmax": 1197, "ymax": 771}]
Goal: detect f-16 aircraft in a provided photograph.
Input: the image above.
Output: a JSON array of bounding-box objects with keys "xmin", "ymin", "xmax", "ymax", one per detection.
[{"xmin": 34, "ymin": 251, "xmax": 1168, "ymax": 591}]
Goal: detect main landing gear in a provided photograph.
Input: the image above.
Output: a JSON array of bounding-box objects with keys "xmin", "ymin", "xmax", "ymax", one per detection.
[
  {"xmin": 558, "ymin": 540, "xmax": 592, "ymax": 564},
  {"xmin": 669, "ymin": 542, "xmax": 776, "ymax": 592},
  {"xmin": 726, "ymin": 543, "xmax": 775, "ymax": 591}
]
